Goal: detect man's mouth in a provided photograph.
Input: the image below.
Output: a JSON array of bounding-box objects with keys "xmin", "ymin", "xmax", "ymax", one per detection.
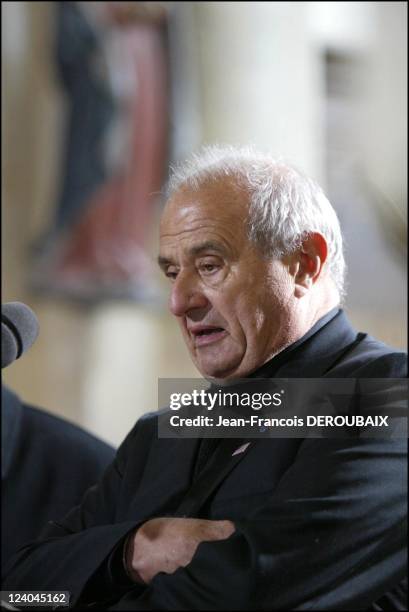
[{"xmin": 189, "ymin": 326, "xmax": 228, "ymax": 347}]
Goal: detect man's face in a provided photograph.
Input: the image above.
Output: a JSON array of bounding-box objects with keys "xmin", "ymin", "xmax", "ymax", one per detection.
[{"xmin": 159, "ymin": 178, "xmax": 297, "ymax": 379}]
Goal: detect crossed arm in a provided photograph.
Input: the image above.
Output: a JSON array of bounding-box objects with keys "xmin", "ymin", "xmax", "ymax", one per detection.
[{"xmin": 2, "ymin": 423, "xmax": 406, "ymax": 610}]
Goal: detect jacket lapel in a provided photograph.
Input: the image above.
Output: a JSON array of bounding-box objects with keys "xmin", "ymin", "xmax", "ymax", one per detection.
[{"xmin": 175, "ymin": 437, "xmax": 252, "ymax": 516}]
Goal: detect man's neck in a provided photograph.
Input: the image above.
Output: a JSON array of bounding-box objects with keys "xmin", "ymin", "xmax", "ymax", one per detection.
[
  {"xmin": 293, "ymin": 283, "xmax": 340, "ymax": 343},
  {"xmin": 250, "ymin": 306, "xmax": 341, "ymax": 378},
  {"xmin": 260, "ymin": 287, "xmax": 341, "ymax": 371}
]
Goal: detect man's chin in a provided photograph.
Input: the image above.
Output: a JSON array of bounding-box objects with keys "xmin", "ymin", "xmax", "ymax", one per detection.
[{"xmin": 194, "ymin": 357, "xmax": 244, "ymax": 380}]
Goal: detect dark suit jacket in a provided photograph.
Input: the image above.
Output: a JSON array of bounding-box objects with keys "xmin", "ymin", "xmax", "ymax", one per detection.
[
  {"xmin": 2, "ymin": 311, "xmax": 407, "ymax": 610},
  {"xmin": 1, "ymin": 386, "xmax": 115, "ymax": 567}
]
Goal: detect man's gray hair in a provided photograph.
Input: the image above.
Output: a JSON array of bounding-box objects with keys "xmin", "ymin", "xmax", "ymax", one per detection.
[{"xmin": 167, "ymin": 145, "xmax": 346, "ymax": 300}]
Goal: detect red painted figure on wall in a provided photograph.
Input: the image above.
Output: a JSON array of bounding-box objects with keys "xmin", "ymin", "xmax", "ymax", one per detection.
[{"xmin": 32, "ymin": 2, "xmax": 169, "ymax": 302}]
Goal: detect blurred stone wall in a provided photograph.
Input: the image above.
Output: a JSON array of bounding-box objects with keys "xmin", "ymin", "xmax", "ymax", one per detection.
[{"xmin": 2, "ymin": 1, "xmax": 406, "ymax": 446}]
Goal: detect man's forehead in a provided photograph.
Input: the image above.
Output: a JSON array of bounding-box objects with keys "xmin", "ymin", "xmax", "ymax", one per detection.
[
  {"xmin": 158, "ymin": 181, "xmax": 251, "ymax": 262},
  {"xmin": 161, "ymin": 178, "xmax": 249, "ymax": 228}
]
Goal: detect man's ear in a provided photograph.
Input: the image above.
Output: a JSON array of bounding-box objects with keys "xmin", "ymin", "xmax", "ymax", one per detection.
[{"xmin": 289, "ymin": 233, "xmax": 328, "ymax": 298}]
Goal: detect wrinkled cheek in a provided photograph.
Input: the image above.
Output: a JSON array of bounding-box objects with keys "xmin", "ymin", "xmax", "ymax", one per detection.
[{"xmin": 252, "ymin": 307, "xmax": 267, "ymax": 333}]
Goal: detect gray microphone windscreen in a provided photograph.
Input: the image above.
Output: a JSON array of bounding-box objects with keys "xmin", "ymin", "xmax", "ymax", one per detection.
[{"xmin": 1, "ymin": 302, "xmax": 39, "ymax": 368}]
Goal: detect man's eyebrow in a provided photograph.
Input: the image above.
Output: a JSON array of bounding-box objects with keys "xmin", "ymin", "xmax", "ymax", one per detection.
[
  {"xmin": 189, "ymin": 241, "xmax": 227, "ymax": 257},
  {"xmin": 157, "ymin": 241, "xmax": 227, "ymax": 268},
  {"xmin": 157, "ymin": 255, "xmax": 173, "ymax": 268}
]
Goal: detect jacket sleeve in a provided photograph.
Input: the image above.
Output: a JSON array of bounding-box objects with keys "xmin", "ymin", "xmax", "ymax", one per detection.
[
  {"xmin": 107, "ymin": 436, "xmax": 406, "ymax": 611},
  {"xmin": 1, "ymin": 421, "xmax": 145, "ymax": 608}
]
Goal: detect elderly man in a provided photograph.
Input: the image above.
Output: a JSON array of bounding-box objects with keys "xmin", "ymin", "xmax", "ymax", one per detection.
[{"xmin": 2, "ymin": 146, "xmax": 407, "ymax": 610}]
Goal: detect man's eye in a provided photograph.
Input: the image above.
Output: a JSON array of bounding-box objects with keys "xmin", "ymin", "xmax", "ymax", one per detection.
[
  {"xmin": 165, "ymin": 269, "xmax": 178, "ymax": 280},
  {"xmin": 199, "ymin": 262, "xmax": 220, "ymax": 274}
]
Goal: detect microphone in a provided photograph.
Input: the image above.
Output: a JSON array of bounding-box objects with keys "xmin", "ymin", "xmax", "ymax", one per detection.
[{"xmin": 1, "ymin": 302, "xmax": 39, "ymax": 369}]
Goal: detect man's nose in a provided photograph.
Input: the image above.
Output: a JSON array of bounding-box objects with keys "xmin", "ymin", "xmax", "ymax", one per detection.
[{"xmin": 169, "ymin": 272, "xmax": 209, "ymax": 317}]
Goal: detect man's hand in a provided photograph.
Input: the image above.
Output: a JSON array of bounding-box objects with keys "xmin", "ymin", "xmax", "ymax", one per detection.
[{"xmin": 124, "ymin": 517, "xmax": 235, "ymax": 584}]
